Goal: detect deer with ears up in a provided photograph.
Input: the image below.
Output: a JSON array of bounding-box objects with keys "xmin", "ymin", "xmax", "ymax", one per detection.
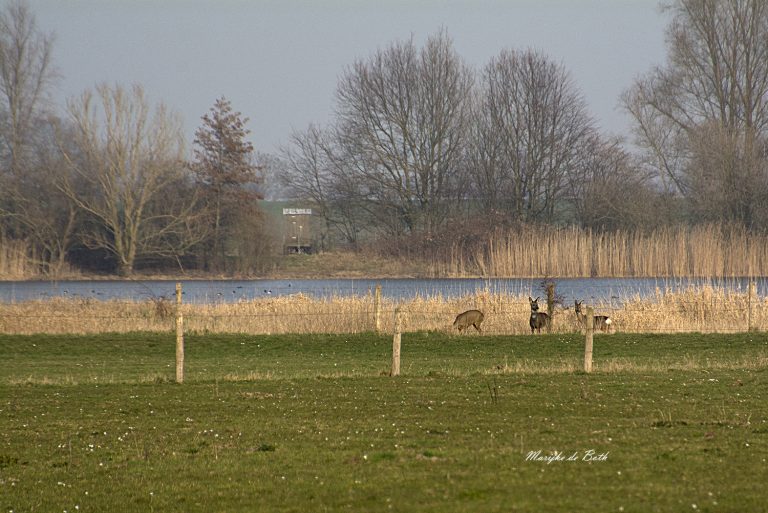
[
  {"xmin": 528, "ymin": 297, "xmax": 549, "ymax": 334},
  {"xmin": 574, "ymin": 300, "xmax": 613, "ymax": 332}
]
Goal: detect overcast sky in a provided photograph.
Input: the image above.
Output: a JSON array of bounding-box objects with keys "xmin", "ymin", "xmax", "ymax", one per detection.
[{"xmin": 27, "ymin": 0, "xmax": 669, "ymax": 154}]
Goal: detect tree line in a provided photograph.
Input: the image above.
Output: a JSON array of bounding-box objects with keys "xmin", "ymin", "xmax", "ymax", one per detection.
[
  {"xmin": 0, "ymin": 1, "xmax": 266, "ymax": 276},
  {"xmin": 279, "ymin": 0, "xmax": 768, "ymax": 253},
  {"xmin": 3, "ymin": 0, "xmax": 768, "ymax": 277}
]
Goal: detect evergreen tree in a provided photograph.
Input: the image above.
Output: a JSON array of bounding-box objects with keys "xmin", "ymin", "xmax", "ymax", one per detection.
[{"xmin": 191, "ymin": 97, "xmax": 263, "ymax": 271}]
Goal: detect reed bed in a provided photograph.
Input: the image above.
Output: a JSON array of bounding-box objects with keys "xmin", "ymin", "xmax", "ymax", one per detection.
[
  {"xmin": 1, "ymin": 285, "xmax": 766, "ymax": 335},
  {"xmin": 0, "ymin": 236, "xmax": 36, "ymax": 279},
  {"xmin": 457, "ymin": 223, "xmax": 768, "ymax": 277},
  {"xmin": 608, "ymin": 286, "xmax": 768, "ymax": 333},
  {"xmin": 6, "ymin": 223, "xmax": 768, "ymax": 280}
]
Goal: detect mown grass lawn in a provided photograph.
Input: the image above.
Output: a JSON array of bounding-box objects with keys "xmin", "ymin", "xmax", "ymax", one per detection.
[{"xmin": 1, "ymin": 332, "xmax": 767, "ymax": 512}]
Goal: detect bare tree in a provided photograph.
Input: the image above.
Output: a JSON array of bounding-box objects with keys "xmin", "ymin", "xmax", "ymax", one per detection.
[
  {"xmin": 334, "ymin": 29, "xmax": 474, "ymax": 235},
  {"xmin": 2, "ymin": 119, "xmax": 80, "ymax": 275},
  {"xmin": 567, "ymin": 136, "xmax": 664, "ymax": 231},
  {"xmin": 623, "ymin": 0, "xmax": 768, "ymax": 227},
  {"xmin": 0, "ymin": 0, "xmax": 78, "ymax": 276},
  {"xmin": 0, "ymin": 0, "xmax": 54, "ymax": 177},
  {"xmin": 59, "ymin": 83, "xmax": 204, "ymax": 276},
  {"xmin": 279, "ymin": 124, "xmax": 367, "ymax": 247},
  {"xmin": 685, "ymin": 122, "xmax": 768, "ymax": 225},
  {"xmin": 471, "ymin": 48, "xmax": 596, "ymax": 224}
]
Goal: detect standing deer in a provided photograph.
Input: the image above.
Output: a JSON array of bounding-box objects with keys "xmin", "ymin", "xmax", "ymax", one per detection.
[
  {"xmin": 528, "ymin": 297, "xmax": 549, "ymax": 334},
  {"xmin": 453, "ymin": 309, "xmax": 484, "ymax": 334},
  {"xmin": 574, "ymin": 300, "xmax": 612, "ymax": 332}
]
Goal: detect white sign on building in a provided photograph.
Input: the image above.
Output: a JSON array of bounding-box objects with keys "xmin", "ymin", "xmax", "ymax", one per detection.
[{"xmin": 283, "ymin": 208, "xmax": 312, "ymax": 215}]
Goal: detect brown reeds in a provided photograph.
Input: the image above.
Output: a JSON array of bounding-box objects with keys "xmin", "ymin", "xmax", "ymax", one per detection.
[
  {"xmin": 0, "ymin": 237, "xmax": 37, "ymax": 279},
  {"xmin": 437, "ymin": 223, "xmax": 768, "ymax": 277},
  {"xmin": 6, "ymin": 223, "xmax": 768, "ymax": 280},
  {"xmin": 1, "ymin": 285, "xmax": 766, "ymax": 335}
]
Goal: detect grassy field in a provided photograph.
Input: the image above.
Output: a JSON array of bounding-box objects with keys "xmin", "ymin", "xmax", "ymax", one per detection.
[{"xmin": 1, "ymin": 332, "xmax": 767, "ymax": 512}]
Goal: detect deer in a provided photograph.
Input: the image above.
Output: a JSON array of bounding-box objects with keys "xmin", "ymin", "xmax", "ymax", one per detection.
[
  {"xmin": 453, "ymin": 309, "xmax": 484, "ymax": 334},
  {"xmin": 574, "ymin": 300, "xmax": 613, "ymax": 332},
  {"xmin": 528, "ymin": 297, "xmax": 549, "ymax": 334}
]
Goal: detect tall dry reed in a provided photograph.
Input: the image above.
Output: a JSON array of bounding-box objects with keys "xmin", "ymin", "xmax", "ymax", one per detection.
[
  {"xmin": 4, "ymin": 222, "xmax": 768, "ymax": 280},
  {"xmin": 435, "ymin": 223, "xmax": 768, "ymax": 277},
  {"xmin": 0, "ymin": 237, "xmax": 37, "ymax": 279},
  {"xmin": 1, "ymin": 285, "xmax": 766, "ymax": 335}
]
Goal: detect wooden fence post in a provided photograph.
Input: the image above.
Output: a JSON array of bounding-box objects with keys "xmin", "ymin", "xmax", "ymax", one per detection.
[
  {"xmin": 175, "ymin": 282, "xmax": 184, "ymax": 384},
  {"xmin": 748, "ymin": 280, "xmax": 756, "ymax": 332},
  {"xmin": 392, "ymin": 306, "xmax": 402, "ymax": 377},
  {"xmin": 584, "ymin": 306, "xmax": 594, "ymax": 373},
  {"xmin": 374, "ymin": 283, "xmax": 382, "ymax": 333}
]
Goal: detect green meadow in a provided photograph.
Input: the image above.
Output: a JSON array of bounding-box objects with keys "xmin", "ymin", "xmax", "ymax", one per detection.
[{"xmin": 1, "ymin": 332, "xmax": 767, "ymax": 512}]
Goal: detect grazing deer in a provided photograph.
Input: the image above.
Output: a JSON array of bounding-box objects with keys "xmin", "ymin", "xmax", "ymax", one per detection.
[
  {"xmin": 574, "ymin": 300, "xmax": 612, "ymax": 332},
  {"xmin": 528, "ymin": 297, "xmax": 549, "ymax": 334},
  {"xmin": 453, "ymin": 309, "xmax": 484, "ymax": 334}
]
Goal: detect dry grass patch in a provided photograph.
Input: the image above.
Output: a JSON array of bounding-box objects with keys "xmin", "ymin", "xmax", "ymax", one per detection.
[
  {"xmin": 460, "ymin": 223, "xmax": 768, "ymax": 277},
  {"xmin": 0, "ymin": 284, "xmax": 766, "ymax": 334},
  {"xmin": 610, "ymin": 285, "xmax": 768, "ymax": 333}
]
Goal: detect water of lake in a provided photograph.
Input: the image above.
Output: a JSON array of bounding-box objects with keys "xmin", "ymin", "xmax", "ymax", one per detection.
[{"xmin": 0, "ymin": 277, "xmax": 764, "ymax": 305}]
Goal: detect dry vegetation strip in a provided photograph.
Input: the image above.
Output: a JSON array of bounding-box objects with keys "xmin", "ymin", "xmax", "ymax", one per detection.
[
  {"xmin": 6, "ymin": 223, "xmax": 768, "ymax": 280},
  {"xmin": 1, "ymin": 285, "xmax": 766, "ymax": 335},
  {"xmin": 425, "ymin": 224, "xmax": 768, "ymax": 278}
]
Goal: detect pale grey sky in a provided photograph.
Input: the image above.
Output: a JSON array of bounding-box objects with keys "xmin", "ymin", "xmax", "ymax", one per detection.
[{"xmin": 27, "ymin": 0, "xmax": 669, "ymax": 153}]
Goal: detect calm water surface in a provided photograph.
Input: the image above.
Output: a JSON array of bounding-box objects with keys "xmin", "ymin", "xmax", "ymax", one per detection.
[{"xmin": 1, "ymin": 277, "xmax": 765, "ymax": 305}]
